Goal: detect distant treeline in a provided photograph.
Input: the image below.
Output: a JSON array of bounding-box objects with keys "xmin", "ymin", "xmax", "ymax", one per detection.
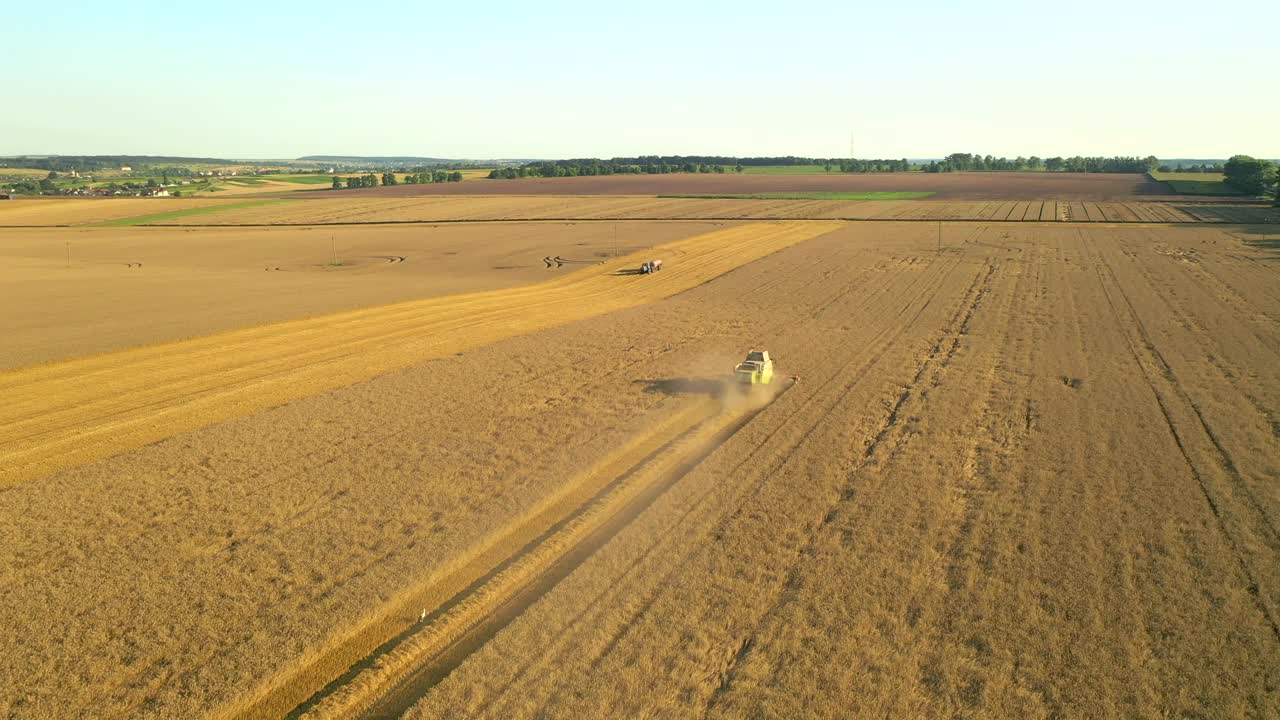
[
  {"xmin": 302, "ymin": 155, "xmax": 457, "ymax": 164},
  {"xmin": 488, "ymin": 154, "xmax": 1171, "ymax": 179},
  {"xmin": 333, "ymin": 170, "xmax": 462, "ymax": 189},
  {"xmin": 1158, "ymin": 162, "xmax": 1224, "ymax": 173},
  {"xmin": 0, "ymin": 155, "xmax": 236, "ymax": 172},
  {"xmin": 924, "ymin": 154, "xmax": 1159, "ymax": 173},
  {"xmin": 613, "ymin": 155, "xmax": 817, "ymax": 166},
  {"xmin": 4, "ymin": 179, "xmax": 51, "ymax": 195},
  {"xmin": 491, "ymin": 157, "xmax": 913, "ymax": 178},
  {"xmin": 490, "ymin": 161, "xmax": 722, "ymax": 179}
]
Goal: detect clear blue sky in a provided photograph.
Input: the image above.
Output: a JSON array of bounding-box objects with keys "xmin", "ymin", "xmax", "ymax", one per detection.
[{"xmin": 3, "ymin": 0, "xmax": 1275, "ymax": 159}]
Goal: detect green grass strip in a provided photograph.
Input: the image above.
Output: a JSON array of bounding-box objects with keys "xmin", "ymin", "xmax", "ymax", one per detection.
[
  {"xmin": 738, "ymin": 165, "xmax": 834, "ymax": 175},
  {"xmin": 1160, "ymin": 180, "xmax": 1243, "ymax": 196},
  {"xmin": 263, "ymin": 175, "xmax": 338, "ymax": 184},
  {"xmin": 1147, "ymin": 171, "xmax": 1243, "ymax": 196},
  {"xmin": 91, "ymin": 199, "xmax": 293, "ymax": 227},
  {"xmin": 658, "ymin": 191, "xmax": 934, "ymax": 201}
]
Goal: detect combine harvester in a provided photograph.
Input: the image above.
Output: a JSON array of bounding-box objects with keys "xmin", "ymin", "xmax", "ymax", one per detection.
[{"xmin": 734, "ymin": 350, "xmax": 775, "ymax": 385}]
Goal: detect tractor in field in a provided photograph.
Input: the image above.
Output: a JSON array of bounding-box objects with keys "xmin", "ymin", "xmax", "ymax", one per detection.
[
  {"xmin": 734, "ymin": 350, "xmax": 775, "ymax": 385},
  {"xmin": 640, "ymin": 259, "xmax": 663, "ymax": 274}
]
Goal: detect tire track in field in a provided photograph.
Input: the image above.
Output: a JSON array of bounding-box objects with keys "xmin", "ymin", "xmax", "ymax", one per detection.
[
  {"xmin": 450, "ymin": 241, "xmax": 956, "ymax": 717},
  {"xmin": 0, "ymin": 222, "xmax": 843, "ymax": 487},
  {"xmin": 507, "ymin": 243, "xmax": 970, "ymax": 716},
  {"xmin": 86, "ymin": 230, "xmax": 899, "ymax": 720},
  {"xmin": 498, "ymin": 237, "xmax": 976, "ymax": 716},
  {"xmin": 287, "ymin": 388, "xmax": 791, "ymax": 720},
  {"xmin": 704, "ymin": 250, "xmax": 997, "ymax": 712},
  {"xmin": 258, "ymin": 235, "xmax": 917, "ymax": 720},
  {"xmin": 1084, "ymin": 230, "xmax": 1280, "ymax": 642},
  {"xmin": 1091, "ymin": 234, "xmax": 1280, "ymax": 547},
  {"xmin": 16, "ymin": 224, "xmax": 836, "ymax": 714},
  {"xmin": 373, "ymin": 226, "xmax": 957, "ymax": 712},
  {"xmin": 213, "ymin": 400, "xmax": 716, "ymax": 720}
]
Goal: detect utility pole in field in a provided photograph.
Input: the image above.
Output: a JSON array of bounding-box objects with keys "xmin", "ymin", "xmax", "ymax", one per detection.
[{"xmin": 937, "ymin": 221, "xmax": 942, "ymax": 254}]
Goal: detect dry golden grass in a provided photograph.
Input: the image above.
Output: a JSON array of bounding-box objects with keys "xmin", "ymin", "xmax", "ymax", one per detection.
[{"xmin": 2, "ymin": 220, "xmax": 1277, "ymax": 719}]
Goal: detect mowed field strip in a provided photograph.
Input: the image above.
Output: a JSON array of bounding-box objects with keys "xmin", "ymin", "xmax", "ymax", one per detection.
[{"xmin": 0, "ymin": 221, "xmax": 841, "ymax": 486}]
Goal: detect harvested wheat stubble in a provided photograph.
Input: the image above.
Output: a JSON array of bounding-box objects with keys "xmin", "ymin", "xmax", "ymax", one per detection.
[
  {"xmin": 0, "ymin": 222, "xmax": 841, "ymax": 487},
  {"xmin": 0, "ymin": 221, "xmax": 722, "ymax": 368}
]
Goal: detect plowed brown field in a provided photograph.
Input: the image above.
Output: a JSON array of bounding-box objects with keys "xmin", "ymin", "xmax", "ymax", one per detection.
[
  {"xmin": 6, "ymin": 195, "xmax": 1277, "ymax": 227},
  {"xmin": 2, "ymin": 218, "xmax": 1278, "ymax": 720}
]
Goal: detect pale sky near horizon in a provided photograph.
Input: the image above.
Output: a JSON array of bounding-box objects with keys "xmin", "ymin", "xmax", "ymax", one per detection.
[{"xmin": 3, "ymin": 0, "xmax": 1275, "ymax": 160}]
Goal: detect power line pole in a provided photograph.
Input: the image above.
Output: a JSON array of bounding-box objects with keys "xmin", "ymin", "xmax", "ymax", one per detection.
[
  {"xmin": 331, "ymin": 235, "xmax": 337, "ymax": 266},
  {"xmin": 937, "ymin": 221, "xmax": 942, "ymax": 254}
]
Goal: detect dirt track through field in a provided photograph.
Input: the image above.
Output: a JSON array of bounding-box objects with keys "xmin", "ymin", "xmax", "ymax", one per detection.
[
  {"xmin": 285, "ymin": 386, "xmax": 788, "ymax": 720},
  {"xmin": 0, "ymin": 222, "xmax": 840, "ymax": 486}
]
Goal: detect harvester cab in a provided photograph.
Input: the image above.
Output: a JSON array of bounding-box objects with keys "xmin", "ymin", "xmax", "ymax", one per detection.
[{"xmin": 734, "ymin": 350, "xmax": 775, "ymax": 385}]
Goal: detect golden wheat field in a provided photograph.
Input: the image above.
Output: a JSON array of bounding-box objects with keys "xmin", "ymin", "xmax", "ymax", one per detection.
[{"xmin": 1, "ymin": 196, "xmax": 1278, "ymax": 719}]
